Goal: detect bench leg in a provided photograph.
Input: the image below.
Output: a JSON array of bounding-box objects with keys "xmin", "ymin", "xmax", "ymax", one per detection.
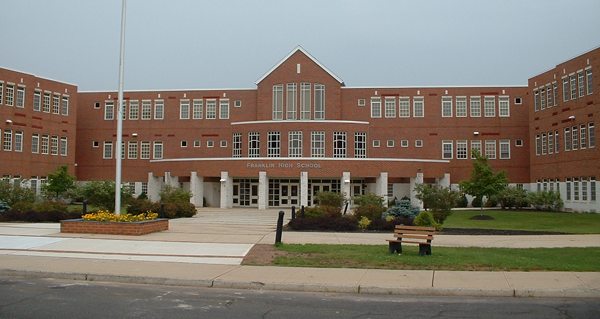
[
  {"xmin": 418, "ymin": 244, "xmax": 432, "ymax": 256},
  {"xmin": 388, "ymin": 242, "xmax": 402, "ymax": 254}
]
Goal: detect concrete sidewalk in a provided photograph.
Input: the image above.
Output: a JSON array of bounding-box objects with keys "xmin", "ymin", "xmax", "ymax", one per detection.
[{"xmin": 0, "ymin": 209, "xmax": 599, "ymax": 298}]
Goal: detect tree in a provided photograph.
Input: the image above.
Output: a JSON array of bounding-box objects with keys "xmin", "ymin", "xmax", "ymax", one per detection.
[
  {"xmin": 414, "ymin": 183, "xmax": 461, "ymax": 225},
  {"xmin": 459, "ymin": 150, "xmax": 510, "ymax": 212},
  {"xmin": 81, "ymin": 180, "xmax": 133, "ymax": 212},
  {"xmin": 43, "ymin": 165, "xmax": 76, "ymax": 201},
  {"xmin": 0, "ymin": 179, "xmax": 37, "ymax": 206}
]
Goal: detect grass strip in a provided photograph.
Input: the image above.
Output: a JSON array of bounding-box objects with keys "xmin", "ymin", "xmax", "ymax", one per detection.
[
  {"xmin": 267, "ymin": 244, "xmax": 600, "ymax": 272},
  {"xmin": 444, "ymin": 210, "xmax": 600, "ymax": 234}
]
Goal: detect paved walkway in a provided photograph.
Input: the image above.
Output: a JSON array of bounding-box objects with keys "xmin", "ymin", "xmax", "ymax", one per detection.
[{"xmin": 0, "ymin": 208, "xmax": 599, "ymax": 298}]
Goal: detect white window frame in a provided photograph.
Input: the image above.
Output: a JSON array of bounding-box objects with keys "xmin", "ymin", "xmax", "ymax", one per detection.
[
  {"xmin": 370, "ymin": 97, "xmax": 381, "ymax": 118},
  {"xmin": 267, "ymin": 131, "xmax": 281, "ymax": 158},
  {"xmin": 154, "ymin": 100, "xmax": 164, "ymax": 120},
  {"xmin": 580, "ymin": 124, "xmax": 587, "ymax": 149},
  {"xmin": 51, "ymin": 135, "xmax": 59, "ymax": 155},
  {"xmin": 52, "ymin": 94, "xmax": 60, "ymax": 114},
  {"xmin": 289, "ymin": 131, "xmax": 303, "ymax": 158},
  {"xmin": 43, "ymin": 92, "xmax": 51, "ymax": 113},
  {"xmin": 179, "ymin": 99, "xmax": 190, "ymax": 119},
  {"xmin": 14, "ymin": 131, "xmax": 23, "ymax": 152},
  {"xmin": 153, "ymin": 141, "xmax": 163, "ymax": 159},
  {"xmin": 41, "ymin": 135, "xmax": 49, "ymax": 154},
  {"xmin": 498, "ymin": 96, "xmax": 509, "ymax": 117},
  {"xmin": 314, "ymin": 84, "xmax": 325, "ymax": 120},
  {"xmin": 386, "ymin": 140, "xmax": 394, "ymax": 148},
  {"xmin": 33, "ymin": 90, "xmax": 41, "ymax": 112},
  {"xmin": 103, "ymin": 141, "xmax": 113, "ymax": 159},
  {"xmin": 219, "ymin": 99, "xmax": 229, "ymax": 119},
  {"xmin": 300, "ymin": 83, "xmax": 311, "ymax": 120},
  {"xmin": 500, "ymin": 139, "xmax": 510, "ymax": 159},
  {"xmin": 485, "ymin": 140, "xmax": 496, "ymax": 159},
  {"xmin": 565, "ymin": 127, "xmax": 571, "ymax": 151},
  {"xmin": 562, "ymin": 77, "xmax": 569, "ymax": 102},
  {"xmin": 248, "ymin": 132, "xmax": 260, "ymax": 157},
  {"xmin": 399, "ymin": 97, "xmax": 410, "ymax": 118},
  {"xmin": 16, "ymin": 86, "xmax": 25, "ymax": 108},
  {"xmin": 232, "ymin": 133, "xmax": 242, "ymax": 158},
  {"xmin": 141, "ymin": 100, "xmax": 152, "ymax": 120},
  {"xmin": 61, "ymin": 95, "xmax": 69, "ymax": 115},
  {"xmin": 333, "ymin": 132, "xmax": 347, "ymax": 158},
  {"xmin": 193, "ymin": 99, "xmax": 203, "ymax": 119},
  {"xmin": 384, "ymin": 97, "xmax": 396, "ymax": 118},
  {"xmin": 413, "ymin": 97, "xmax": 424, "ymax": 117},
  {"xmin": 128, "ymin": 141, "xmax": 138, "ymax": 159},
  {"xmin": 471, "ymin": 140, "xmax": 482, "ymax": 158},
  {"xmin": 484, "ymin": 96, "xmax": 495, "ymax": 117},
  {"xmin": 60, "ymin": 137, "xmax": 67, "ymax": 156},
  {"xmin": 104, "ymin": 101, "xmax": 114, "ymax": 120},
  {"xmin": 578, "ymin": 71, "xmax": 585, "ymax": 98},
  {"xmin": 456, "ymin": 140, "xmax": 467, "ymax": 159},
  {"xmin": 140, "ymin": 141, "xmax": 151, "ymax": 159},
  {"xmin": 586, "ymin": 67, "xmax": 593, "ymax": 95},
  {"xmin": 354, "ymin": 132, "xmax": 366, "ymax": 158},
  {"xmin": 31, "ymin": 134, "xmax": 39, "ymax": 154},
  {"xmin": 286, "ymin": 83, "xmax": 297, "ymax": 120},
  {"xmin": 572, "ymin": 125, "xmax": 578, "ymax": 151},
  {"xmin": 441, "ymin": 96, "xmax": 452, "ymax": 117},
  {"xmin": 589, "ymin": 122, "xmax": 595, "ymax": 148},
  {"xmin": 311, "ymin": 131, "xmax": 325, "ymax": 157},
  {"xmin": 129, "ymin": 100, "xmax": 139, "ymax": 120},
  {"xmin": 455, "ymin": 96, "xmax": 467, "ymax": 117},
  {"xmin": 442, "ymin": 140, "xmax": 453, "ymax": 159},
  {"xmin": 206, "ymin": 99, "xmax": 217, "ymax": 119},
  {"xmin": 373, "ymin": 140, "xmax": 380, "ymax": 148},
  {"xmin": 470, "ymin": 96, "xmax": 481, "ymax": 117},
  {"xmin": 5, "ymin": 84, "xmax": 14, "ymax": 106},
  {"xmin": 401, "ymin": 140, "xmax": 409, "ymax": 147},
  {"xmin": 415, "ymin": 140, "xmax": 423, "ymax": 147}
]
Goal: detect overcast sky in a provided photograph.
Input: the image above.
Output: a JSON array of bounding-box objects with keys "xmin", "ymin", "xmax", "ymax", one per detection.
[{"xmin": 1, "ymin": 1, "xmax": 599, "ymax": 91}]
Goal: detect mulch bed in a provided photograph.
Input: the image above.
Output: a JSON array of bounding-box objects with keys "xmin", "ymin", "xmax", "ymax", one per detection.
[{"xmin": 438, "ymin": 228, "xmax": 568, "ymax": 235}]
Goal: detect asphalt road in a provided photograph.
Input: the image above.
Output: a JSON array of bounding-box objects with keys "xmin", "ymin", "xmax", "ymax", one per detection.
[{"xmin": 0, "ymin": 276, "xmax": 598, "ymax": 319}]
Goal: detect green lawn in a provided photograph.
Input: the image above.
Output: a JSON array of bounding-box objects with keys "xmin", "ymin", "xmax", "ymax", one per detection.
[
  {"xmin": 263, "ymin": 244, "xmax": 600, "ymax": 272},
  {"xmin": 443, "ymin": 210, "xmax": 600, "ymax": 234}
]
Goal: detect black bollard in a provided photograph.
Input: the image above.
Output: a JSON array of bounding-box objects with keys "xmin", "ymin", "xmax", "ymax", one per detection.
[
  {"xmin": 161, "ymin": 203, "xmax": 165, "ymax": 218},
  {"xmin": 291, "ymin": 206, "xmax": 296, "ymax": 219},
  {"xmin": 82, "ymin": 200, "xmax": 87, "ymax": 215},
  {"xmin": 343, "ymin": 202, "xmax": 348, "ymax": 215},
  {"xmin": 301, "ymin": 205, "xmax": 305, "ymax": 219},
  {"xmin": 275, "ymin": 211, "xmax": 284, "ymax": 244}
]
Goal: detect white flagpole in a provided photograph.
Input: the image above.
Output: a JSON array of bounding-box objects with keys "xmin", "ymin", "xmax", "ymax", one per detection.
[{"xmin": 115, "ymin": 0, "xmax": 127, "ymax": 215}]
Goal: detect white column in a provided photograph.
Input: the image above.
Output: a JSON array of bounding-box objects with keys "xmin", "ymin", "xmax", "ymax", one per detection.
[
  {"xmin": 148, "ymin": 172, "xmax": 161, "ymax": 202},
  {"xmin": 300, "ymin": 171, "xmax": 308, "ymax": 207},
  {"xmin": 258, "ymin": 171, "xmax": 268, "ymax": 210},
  {"xmin": 190, "ymin": 172, "xmax": 204, "ymax": 207},
  {"xmin": 342, "ymin": 171, "xmax": 351, "ymax": 204},
  {"xmin": 410, "ymin": 172, "xmax": 424, "ymax": 209},
  {"xmin": 376, "ymin": 172, "xmax": 388, "ymax": 207},
  {"xmin": 165, "ymin": 171, "xmax": 179, "ymax": 188},
  {"xmin": 220, "ymin": 171, "xmax": 232, "ymax": 209},
  {"xmin": 436, "ymin": 173, "xmax": 451, "ymax": 188}
]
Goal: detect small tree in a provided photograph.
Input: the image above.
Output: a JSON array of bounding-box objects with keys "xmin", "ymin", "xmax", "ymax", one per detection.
[
  {"xmin": 0, "ymin": 179, "xmax": 37, "ymax": 206},
  {"xmin": 459, "ymin": 150, "xmax": 509, "ymax": 212},
  {"xmin": 353, "ymin": 193, "xmax": 387, "ymax": 220},
  {"xmin": 43, "ymin": 165, "xmax": 76, "ymax": 201},
  {"xmin": 414, "ymin": 183, "xmax": 461, "ymax": 225},
  {"xmin": 81, "ymin": 180, "xmax": 133, "ymax": 212}
]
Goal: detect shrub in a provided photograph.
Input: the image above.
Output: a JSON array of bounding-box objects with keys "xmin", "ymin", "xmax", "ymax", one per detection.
[
  {"xmin": 0, "ymin": 200, "xmax": 11, "ymax": 213},
  {"xmin": 33, "ymin": 201, "xmax": 68, "ymax": 213},
  {"xmin": 367, "ymin": 218, "xmax": 414, "ymax": 231},
  {"xmin": 414, "ymin": 211, "xmax": 442, "ymax": 231},
  {"xmin": 163, "ymin": 201, "xmax": 197, "ymax": 218},
  {"xmin": 288, "ymin": 216, "xmax": 359, "ymax": 232},
  {"xmin": 10, "ymin": 201, "xmax": 34, "ymax": 212},
  {"xmin": 159, "ymin": 185, "xmax": 192, "ymax": 203},
  {"xmin": 492, "ymin": 186, "xmax": 529, "ymax": 209},
  {"xmin": 0, "ymin": 210, "xmax": 82, "ymax": 222},
  {"xmin": 353, "ymin": 193, "xmax": 386, "ymax": 220},
  {"xmin": 472, "ymin": 196, "xmax": 483, "ymax": 208},
  {"xmin": 456, "ymin": 194, "xmax": 469, "ymax": 208},
  {"xmin": 0, "ymin": 179, "xmax": 37, "ymax": 206},
  {"xmin": 127, "ymin": 197, "xmax": 160, "ymax": 216},
  {"xmin": 384, "ymin": 199, "xmax": 421, "ymax": 219},
  {"xmin": 414, "ymin": 183, "xmax": 461, "ymax": 225},
  {"xmin": 358, "ymin": 216, "xmax": 371, "ymax": 229},
  {"xmin": 81, "ymin": 180, "xmax": 133, "ymax": 212},
  {"xmin": 528, "ymin": 190, "xmax": 563, "ymax": 211},
  {"xmin": 315, "ymin": 191, "xmax": 345, "ymax": 209}
]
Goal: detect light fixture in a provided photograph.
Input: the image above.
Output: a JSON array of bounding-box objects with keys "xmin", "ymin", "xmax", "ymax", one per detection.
[
  {"xmin": 473, "ymin": 131, "xmax": 479, "ymax": 135},
  {"xmin": 568, "ymin": 115, "xmax": 575, "ymax": 120},
  {"xmin": 220, "ymin": 178, "xmax": 226, "ymax": 182},
  {"xmin": 344, "ymin": 179, "xmax": 350, "ymax": 183},
  {"xmin": 5, "ymin": 119, "xmax": 12, "ymax": 124},
  {"xmin": 131, "ymin": 133, "xmax": 138, "ymax": 137}
]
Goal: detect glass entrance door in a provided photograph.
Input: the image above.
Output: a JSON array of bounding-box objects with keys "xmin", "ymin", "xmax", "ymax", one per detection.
[{"xmin": 233, "ymin": 178, "xmax": 259, "ymax": 207}]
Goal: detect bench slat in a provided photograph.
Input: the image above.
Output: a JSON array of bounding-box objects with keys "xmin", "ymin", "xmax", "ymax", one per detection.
[
  {"xmin": 387, "ymin": 239, "xmax": 431, "ymax": 245},
  {"xmin": 393, "ymin": 229, "xmax": 435, "ymax": 235},
  {"xmin": 393, "ymin": 234, "xmax": 434, "ymax": 240},
  {"xmin": 395, "ymin": 225, "xmax": 435, "ymax": 231}
]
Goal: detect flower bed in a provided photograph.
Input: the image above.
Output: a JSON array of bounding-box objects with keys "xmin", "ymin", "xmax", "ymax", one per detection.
[{"xmin": 60, "ymin": 218, "xmax": 168, "ymax": 236}]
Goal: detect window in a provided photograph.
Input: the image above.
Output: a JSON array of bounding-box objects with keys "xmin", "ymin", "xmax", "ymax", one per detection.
[
  {"xmin": 589, "ymin": 122, "xmax": 595, "ymax": 148},
  {"xmin": 207, "ymin": 140, "xmax": 214, "ymax": 147},
  {"xmin": 566, "ymin": 178, "xmax": 572, "ymax": 201},
  {"xmin": 456, "ymin": 97, "xmax": 467, "ymax": 117},
  {"xmin": 141, "ymin": 100, "xmax": 151, "ymax": 120},
  {"xmin": 31, "ymin": 134, "xmax": 39, "ymax": 153},
  {"xmin": 591, "ymin": 177, "xmax": 596, "ymax": 201},
  {"xmin": 61, "ymin": 96, "xmax": 69, "ymax": 115},
  {"xmin": 485, "ymin": 140, "xmax": 496, "ymax": 159},
  {"xmin": 401, "ymin": 140, "xmax": 409, "ymax": 147},
  {"xmin": 41, "ymin": 135, "xmax": 49, "ymax": 154},
  {"xmin": 268, "ymin": 131, "xmax": 280, "ymax": 157},
  {"xmin": 128, "ymin": 141, "xmax": 138, "ymax": 159},
  {"xmin": 314, "ymin": 84, "xmax": 325, "ymax": 120},
  {"xmin": 153, "ymin": 141, "xmax": 163, "ymax": 159},
  {"xmin": 586, "ymin": 68, "xmax": 593, "ymax": 95},
  {"xmin": 286, "ymin": 83, "xmax": 297, "ymax": 120},
  {"xmin": 516, "ymin": 139, "xmax": 523, "ymax": 147},
  {"xmin": 578, "ymin": 71, "xmax": 585, "ymax": 98},
  {"xmin": 311, "ymin": 131, "xmax": 325, "ymax": 157},
  {"xmin": 289, "ymin": 131, "xmax": 302, "ymax": 157},
  {"xmin": 546, "ymin": 85, "xmax": 552, "ymax": 108},
  {"xmin": 5, "ymin": 84, "xmax": 14, "ymax": 106},
  {"xmin": 373, "ymin": 140, "xmax": 380, "ymax": 147},
  {"xmin": 572, "ymin": 125, "xmax": 578, "ymax": 150},
  {"xmin": 235, "ymin": 100, "xmax": 242, "ymax": 107},
  {"xmin": 51, "ymin": 136, "xmax": 59, "ymax": 155},
  {"xmin": 580, "ymin": 124, "xmax": 587, "ymax": 149},
  {"xmin": 471, "ymin": 140, "xmax": 481, "ymax": 157},
  {"xmin": 484, "ymin": 96, "xmax": 495, "ymax": 117},
  {"xmin": 456, "ymin": 140, "xmax": 467, "ymax": 159},
  {"xmin": 33, "ymin": 90, "xmax": 41, "ymax": 111},
  {"xmin": 358, "ymin": 99, "xmax": 366, "ymax": 106},
  {"xmin": 499, "ymin": 96, "xmax": 509, "ymax": 117},
  {"xmin": 219, "ymin": 99, "xmax": 229, "ymax": 119},
  {"xmin": 140, "ymin": 141, "xmax": 151, "ymax": 159},
  {"xmin": 442, "ymin": 141, "xmax": 453, "ymax": 159},
  {"xmin": 333, "ymin": 132, "xmax": 347, "ymax": 158},
  {"xmin": 0, "ymin": 82, "xmax": 3, "ymax": 105},
  {"xmin": 413, "ymin": 97, "xmax": 424, "ymax": 117},
  {"xmin": 194, "ymin": 140, "xmax": 201, "ymax": 147},
  {"xmin": 540, "ymin": 88, "xmax": 545, "ymax": 110},
  {"xmin": 371, "ymin": 97, "xmax": 381, "ymax": 118},
  {"xmin": 3, "ymin": 130, "xmax": 11, "ymax": 151},
  {"xmin": 103, "ymin": 141, "xmax": 113, "ymax": 159},
  {"xmin": 52, "ymin": 94, "xmax": 60, "ymax": 114},
  {"xmin": 541, "ymin": 133, "xmax": 547, "ymax": 155},
  {"xmin": 16, "ymin": 87, "xmax": 25, "ymax": 108},
  {"xmin": 43, "ymin": 92, "xmax": 51, "ymax": 113},
  {"xmin": 154, "ymin": 100, "xmax": 164, "ymax": 119},
  {"xmin": 562, "ymin": 77, "xmax": 569, "ymax": 102},
  {"xmin": 354, "ymin": 132, "xmax": 366, "ymax": 158},
  {"xmin": 129, "ymin": 100, "xmax": 139, "ymax": 120},
  {"xmin": 555, "ymin": 130, "xmax": 560, "ymax": 153},
  {"xmin": 206, "ymin": 99, "xmax": 216, "ymax": 119},
  {"xmin": 60, "ymin": 137, "xmax": 67, "ymax": 156},
  {"xmin": 574, "ymin": 178, "xmax": 579, "ymax": 201},
  {"xmin": 535, "ymin": 134, "xmax": 541, "ymax": 155},
  {"xmin": 14, "ymin": 131, "xmax": 23, "ymax": 152},
  {"xmin": 119, "ymin": 100, "xmax": 126, "ymax": 120},
  {"xmin": 233, "ymin": 133, "xmax": 242, "ymax": 157},
  {"xmin": 582, "ymin": 177, "xmax": 588, "ymax": 201},
  {"xmin": 500, "ymin": 140, "xmax": 510, "ymax": 159},
  {"xmin": 565, "ymin": 127, "xmax": 571, "ymax": 151},
  {"xmin": 534, "ymin": 89, "xmax": 540, "ymax": 111},
  {"xmin": 193, "ymin": 99, "xmax": 203, "ymax": 119},
  {"xmin": 300, "ymin": 83, "xmax": 311, "ymax": 120},
  {"xmin": 553, "ymin": 82, "xmax": 558, "ymax": 106},
  {"xmin": 441, "ymin": 96, "xmax": 452, "ymax": 117},
  {"xmin": 548, "ymin": 131, "xmax": 554, "ymax": 154},
  {"xmin": 180, "ymin": 100, "xmax": 190, "ymax": 119},
  {"xmin": 249, "ymin": 132, "xmax": 260, "ymax": 157},
  {"xmin": 570, "ymin": 74, "xmax": 577, "ymax": 100},
  {"xmin": 399, "ymin": 97, "xmax": 410, "ymax": 117},
  {"xmin": 105, "ymin": 101, "xmax": 114, "ymax": 120},
  {"xmin": 384, "ymin": 97, "xmax": 396, "ymax": 118},
  {"xmin": 220, "ymin": 140, "xmax": 227, "ymax": 147},
  {"xmin": 470, "ymin": 96, "xmax": 481, "ymax": 117},
  {"xmin": 415, "ymin": 140, "xmax": 423, "ymax": 147},
  {"xmin": 181, "ymin": 140, "xmax": 187, "ymax": 147},
  {"xmin": 515, "ymin": 97, "xmax": 522, "ymax": 104}
]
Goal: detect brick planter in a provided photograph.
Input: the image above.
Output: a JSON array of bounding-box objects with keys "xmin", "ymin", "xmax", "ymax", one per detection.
[{"xmin": 60, "ymin": 218, "xmax": 169, "ymax": 236}]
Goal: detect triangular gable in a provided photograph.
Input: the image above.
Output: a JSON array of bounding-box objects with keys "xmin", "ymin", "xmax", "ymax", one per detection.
[{"xmin": 255, "ymin": 45, "xmax": 345, "ymax": 86}]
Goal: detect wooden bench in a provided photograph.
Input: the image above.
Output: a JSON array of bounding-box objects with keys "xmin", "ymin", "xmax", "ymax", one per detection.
[{"xmin": 387, "ymin": 225, "xmax": 435, "ymax": 256}]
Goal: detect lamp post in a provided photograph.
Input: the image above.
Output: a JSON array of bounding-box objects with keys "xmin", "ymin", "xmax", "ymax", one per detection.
[{"xmin": 115, "ymin": 0, "xmax": 127, "ymax": 215}]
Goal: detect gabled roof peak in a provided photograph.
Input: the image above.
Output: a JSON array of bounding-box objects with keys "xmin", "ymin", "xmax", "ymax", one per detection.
[{"xmin": 255, "ymin": 46, "xmax": 345, "ymax": 86}]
